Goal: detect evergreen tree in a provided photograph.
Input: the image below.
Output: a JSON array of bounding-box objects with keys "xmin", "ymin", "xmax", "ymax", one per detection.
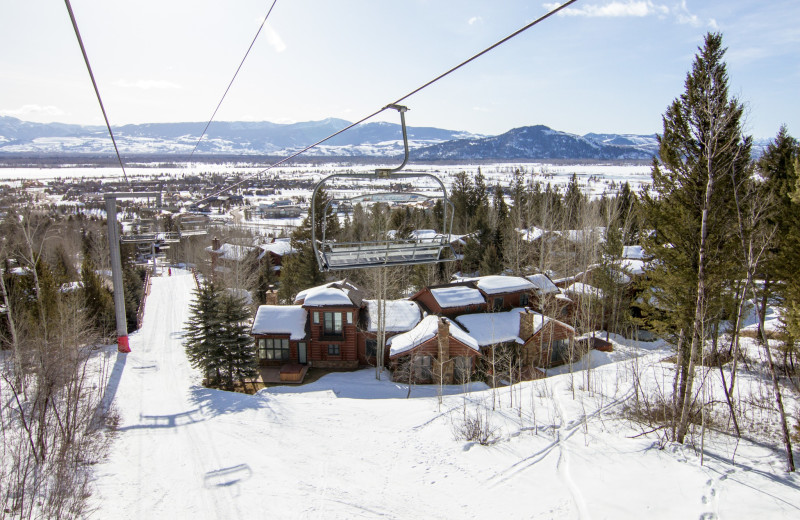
[
  {"xmin": 81, "ymin": 255, "xmax": 115, "ymax": 338},
  {"xmin": 641, "ymin": 33, "xmax": 752, "ymax": 443},
  {"xmin": 184, "ymin": 281, "xmax": 225, "ymax": 385},
  {"xmin": 480, "ymin": 243, "xmax": 503, "ymax": 276},
  {"xmin": 758, "ymin": 127, "xmax": 800, "ymax": 343},
  {"xmin": 218, "ymin": 291, "xmax": 257, "ymax": 390}
]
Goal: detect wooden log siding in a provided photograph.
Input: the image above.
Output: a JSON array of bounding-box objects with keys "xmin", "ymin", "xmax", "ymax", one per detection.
[
  {"xmin": 522, "ymin": 320, "xmax": 575, "ymax": 368},
  {"xmin": 389, "ymin": 332, "xmax": 481, "ymax": 384},
  {"xmin": 307, "ymin": 306, "xmax": 360, "ymax": 368},
  {"xmin": 480, "ymin": 289, "xmax": 533, "ymax": 312}
]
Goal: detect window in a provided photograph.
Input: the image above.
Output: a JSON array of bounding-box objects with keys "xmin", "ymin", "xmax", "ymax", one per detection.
[
  {"xmin": 259, "ymin": 338, "xmax": 290, "ymax": 360},
  {"xmin": 520, "ymin": 292, "xmax": 529, "ymax": 306},
  {"xmin": 346, "ymin": 311, "xmax": 353, "ymax": 325},
  {"xmin": 365, "ymin": 339, "xmax": 377, "ymax": 358},
  {"xmin": 323, "ymin": 312, "xmax": 343, "ymax": 337},
  {"xmin": 313, "ymin": 312, "xmax": 320, "ymax": 324},
  {"xmin": 412, "ymin": 355, "xmax": 433, "ymax": 381},
  {"xmin": 328, "ymin": 344, "xmax": 340, "ymax": 356},
  {"xmin": 493, "ymin": 297, "xmax": 504, "ymax": 311}
]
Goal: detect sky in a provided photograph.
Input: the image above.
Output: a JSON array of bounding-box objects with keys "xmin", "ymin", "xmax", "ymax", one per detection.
[{"xmin": 1, "ymin": 0, "xmax": 798, "ymax": 139}]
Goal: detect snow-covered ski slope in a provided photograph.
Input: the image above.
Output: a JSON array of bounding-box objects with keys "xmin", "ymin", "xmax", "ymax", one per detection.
[{"xmin": 91, "ymin": 270, "xmax": 799, "ymax": 519}]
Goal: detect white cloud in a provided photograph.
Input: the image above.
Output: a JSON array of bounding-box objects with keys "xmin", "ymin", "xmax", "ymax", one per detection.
[
  {"xmin": 543, "ymin": 1, "xmax": 667, "ymax": 18},
  {"xmin": 543, "ymin": 1, "xmax": 716, "ymax": 27},
  {"xmin": 468, "ymin": 16, "xmax": 483, "ymax": 25},
  {"xmin": 113, "ymin": 79, "xmax": 182, "ymax": 90},
  {"xmin": 0, "ymin": 104, "xmax": 65, "ymax": 117},
  {"xmin": 265, "ymin": 26, "xmax": 286, "ymax": 53}
]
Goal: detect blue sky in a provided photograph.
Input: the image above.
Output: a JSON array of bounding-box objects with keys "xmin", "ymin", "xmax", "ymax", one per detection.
[{"xmin": 1, "ymin": 1, "xmax": 797, "ymax": 139}]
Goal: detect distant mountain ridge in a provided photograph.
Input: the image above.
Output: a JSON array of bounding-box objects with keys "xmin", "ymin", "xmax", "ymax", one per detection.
[{"xmin": 0, "ymin": 115, "xmax": 659, "ymax": 160}]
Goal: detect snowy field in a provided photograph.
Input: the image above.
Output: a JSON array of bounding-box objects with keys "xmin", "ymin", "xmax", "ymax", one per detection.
[
  {"xmin": 88, "ymin": 270, "xmax": 800, "ymax": 519},
  {"xmin": 0, "ymin": 162, "xmax": 652, "ymax": 199}
]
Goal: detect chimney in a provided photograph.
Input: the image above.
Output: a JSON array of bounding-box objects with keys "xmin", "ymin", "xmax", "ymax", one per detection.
[
  {"xmin": 519, "ymin": 309, "xmax": 535, "ymax": 342},
  {"xmin": 212, "ymin": 236, "xmax": 221, "ymax": 251},
  {"xmin": 265, "ymin": 284, "xmax": 278, "ymax": 305},
  {"xmin": 435, "ymin": 317, "xmax": 453, "ymax": 385}
]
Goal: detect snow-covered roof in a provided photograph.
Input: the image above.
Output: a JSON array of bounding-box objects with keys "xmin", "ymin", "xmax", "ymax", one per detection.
[
  {"xmin": 388, "ymin": 316, "xmax": 478, "ymax": 357},
  {"xmin": 561, "ymin": 227, "xmax": 605, "ymax": 244},
  {"xmin": 525, "ymin": 273, "xmax": 560, "ymax": 295},
  {"xmin": 251, "ymin": 305, "xmax": 308, "ymax": 339},
  {"xmin": 207, "ymin": 243, "xmax": 256, "ymax": 262},
  {"xmin": 456, "ymin": 308, "xmax": 532, "ymax": 347},
  {"xmin": 474, "ymin": 275, "xmax": 535, "ymax": 295},
  {"xmin": 429, "ymin": 286, "xmax": 485, "ymax": 308},
  {"xmin": 517, "ymin": 226, "xmax": 547, "ymax": 242},
  {"xmin": 620, "ymin": 258, "xmax": 646, "ymax": 275},
  {"xmin": 564, "ymin": 282, "xmax": 605, "ymax": 299},
  {"xmin": 363, "ymin": 299, "xmax": 423, "ymax": 332},
  {"xmin": 294, "ymin": 280, "xmax": 360, "ymax": 307},
  {"xmin": 622, "ymin": 245, "xmax": 645, "ymax": 260},
  {"xmin": 259, "ymin": 239, "xmax": 296, "ymax": 257}
]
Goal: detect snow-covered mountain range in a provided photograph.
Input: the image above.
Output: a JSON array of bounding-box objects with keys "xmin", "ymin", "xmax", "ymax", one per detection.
[{"xmin": 0, "ymin": 116, "xmax": 660, "ymax": 160}]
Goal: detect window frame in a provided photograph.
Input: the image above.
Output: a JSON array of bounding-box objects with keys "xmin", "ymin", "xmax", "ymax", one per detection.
[
  {"xmin": 323, "ymin": 311, "xmax": 344, "ymax": 338},
  {"xmin": 259, "ymin": 337, "xmax": 290, "ymax": 361},
  {"xmin": 327, "ymin": 343, "xmax": 340, "ymax": 356}
]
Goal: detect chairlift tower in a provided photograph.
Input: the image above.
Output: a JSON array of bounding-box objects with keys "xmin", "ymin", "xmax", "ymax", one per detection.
[{"xmin": 105, "ymin": 191, "xmax": 163, "ymax": 353}]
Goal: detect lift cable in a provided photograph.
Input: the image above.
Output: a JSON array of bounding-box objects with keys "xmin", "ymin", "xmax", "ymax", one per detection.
[
  {"xmin": 63, "ymin": 0, "xmax": 130, "ymax": 186},
  {"xmin": 189, "ymin": 0, "xmax": 279, "ymax": 160},
  {"xmin": 195, "ymin": 0, "xmax": 580, "ymax": 204}
]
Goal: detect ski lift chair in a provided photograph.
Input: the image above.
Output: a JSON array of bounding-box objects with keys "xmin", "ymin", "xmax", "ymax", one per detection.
[{"xmin": 311, "ymin": 105, "xmax": 456, "ymax": 271}]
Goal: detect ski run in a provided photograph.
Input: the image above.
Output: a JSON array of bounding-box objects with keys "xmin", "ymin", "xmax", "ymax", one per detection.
[{"xmin": 89, "ymin": 269, "xmax": 799, "ymax": 519}]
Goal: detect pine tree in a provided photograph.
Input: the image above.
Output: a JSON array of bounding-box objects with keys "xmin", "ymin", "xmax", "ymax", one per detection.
[
  {"xmin": 81, "ymin": 255, "xmax": 115, "ymax": 338},
  {"xmin": 641, "ymin": 33, "xmax": 752, "ymax": 443},
  {"xmin": 218, "ymin": 291, "xmax": 257, "ymax": 390},
  {"xmin": 184, "ymin": 281, "xmax": 225, "ymax": 386}
]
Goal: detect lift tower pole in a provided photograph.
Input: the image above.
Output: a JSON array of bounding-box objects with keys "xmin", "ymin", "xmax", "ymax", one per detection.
[{"xmin": 105, "ymin": 191, "xmax": 162, "ymax": 353}]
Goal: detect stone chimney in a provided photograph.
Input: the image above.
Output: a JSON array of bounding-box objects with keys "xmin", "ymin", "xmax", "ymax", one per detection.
[
  {"xmin": 265, "ymin": 285, "xmax": 278, "ymax": 305},
  {"xmin": 434, "ymin": 317, "xmax": 454, "ymax": 385},
  {"xmin": 212, "ymin": 236, "xmax": 221, "ymax": 251},
  {"xmin": 519, "ymin": 309, "xmax": 535, "ymax": 342}
]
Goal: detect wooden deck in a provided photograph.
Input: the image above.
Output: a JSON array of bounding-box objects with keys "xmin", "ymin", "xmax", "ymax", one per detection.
[{"xmin": 257, "ymin": 364, "xmax": 308, "ymax": 384}]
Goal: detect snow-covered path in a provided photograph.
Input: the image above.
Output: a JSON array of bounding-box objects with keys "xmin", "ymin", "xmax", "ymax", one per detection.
[{"xmin": 90, "ymin": 270, "xmax": 800, "ymax": 519}]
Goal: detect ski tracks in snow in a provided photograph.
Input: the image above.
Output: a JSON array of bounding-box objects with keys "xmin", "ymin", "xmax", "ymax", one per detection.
[{"xmin": 552, "ymin": 381, "xmax": 591, "ymax": 520}]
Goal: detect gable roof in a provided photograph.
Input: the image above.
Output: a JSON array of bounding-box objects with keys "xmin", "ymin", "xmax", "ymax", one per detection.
[
  {"xmin": 456, "ymin": 308, "xmax": 528, "ymax": 347},
  {"xmin": 525, "ymin": 273, "xmax": 560, "ymax": 295},
  {"xmin": 251, "ymin": 305, "xmax": 308, "ymax": 339},
  {"xmin": 388, "ymin": 316, "xmax": 478, "ymax": 357},
  {"xmin": 294, "ymin": 279, "xmax": 362, "ymax": 307}
]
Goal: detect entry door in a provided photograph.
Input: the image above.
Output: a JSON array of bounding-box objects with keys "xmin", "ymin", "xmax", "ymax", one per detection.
[{"xmin": 298, "ymin": 342, "xmax": 307, "ymax": 364}]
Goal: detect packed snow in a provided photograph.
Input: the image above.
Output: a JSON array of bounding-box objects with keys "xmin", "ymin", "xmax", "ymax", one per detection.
[{"xmin": 87, "ymin": 270, "xmax": 800, "ymax": 519}]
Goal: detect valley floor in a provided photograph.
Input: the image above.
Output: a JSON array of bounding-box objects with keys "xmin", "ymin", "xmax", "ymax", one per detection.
[{"xmin": 90, "ymin": 270, "xmax": 800, "ymax": 519}]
